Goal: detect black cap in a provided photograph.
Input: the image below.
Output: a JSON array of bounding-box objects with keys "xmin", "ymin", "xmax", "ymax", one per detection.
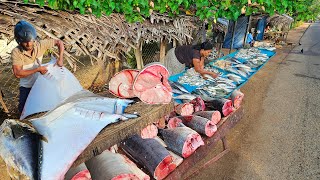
[{"xmin": 14, "ymin": 20, "xmax": 37, "ymax": 44}]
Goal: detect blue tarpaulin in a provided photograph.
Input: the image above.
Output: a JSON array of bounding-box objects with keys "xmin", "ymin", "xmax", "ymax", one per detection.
[
  {"xmin": 256, "ymin": 16, "xmax": 267, "ymax": 41},
  {"xmin": 223, "ymin": 16, "xmax": 249, "ymax": 49}
]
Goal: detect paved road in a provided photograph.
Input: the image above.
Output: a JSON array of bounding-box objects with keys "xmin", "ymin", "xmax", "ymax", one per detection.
[{"xmin": 190, "ymin": 22, "xmax": 320, "ymax": 180}]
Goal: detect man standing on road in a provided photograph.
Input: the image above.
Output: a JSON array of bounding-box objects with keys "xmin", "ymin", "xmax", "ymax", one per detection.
[{"xmin": 11, "ymin": 20, "xmax": 65, "ymax": 114}]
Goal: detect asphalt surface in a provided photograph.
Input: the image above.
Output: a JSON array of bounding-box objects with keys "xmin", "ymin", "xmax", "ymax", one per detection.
[{"xmin": 190, "ymin": 22, "xmax": 320, "ymax": 180}]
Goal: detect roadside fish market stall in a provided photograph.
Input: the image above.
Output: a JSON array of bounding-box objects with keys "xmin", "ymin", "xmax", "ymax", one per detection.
[{"xmin": 169, "ymin": 47, "xmax": 276, "ymax": 100}]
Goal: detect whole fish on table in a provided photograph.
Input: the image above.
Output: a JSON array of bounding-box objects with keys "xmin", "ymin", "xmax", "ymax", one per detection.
[
  {"xmin": 169, "ymin": 81, "xmax": 189, "ymax": 94},
  {"xmin": 0, "ymin": 119, "xmax": 43, "ymax": 180},
  {"xmin": 173, "ymin": 94, "xmax": 198, "ymax": 101}
]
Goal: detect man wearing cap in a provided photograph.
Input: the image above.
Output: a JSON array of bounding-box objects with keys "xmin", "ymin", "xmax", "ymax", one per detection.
[{"xmin": 11, "ymin": 20, "xmax": 65, "ymax": 113}]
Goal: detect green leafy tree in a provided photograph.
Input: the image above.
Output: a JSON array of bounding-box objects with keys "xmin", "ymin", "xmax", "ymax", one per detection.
[{"xmin": 25, "ymin": 0, "xmax": 318, "ymax": 22}]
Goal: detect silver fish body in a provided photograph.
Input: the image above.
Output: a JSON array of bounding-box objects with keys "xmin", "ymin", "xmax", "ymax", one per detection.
[{"xmin": 0, "ymin": 119, "xmax": 42, "ymax": 180}]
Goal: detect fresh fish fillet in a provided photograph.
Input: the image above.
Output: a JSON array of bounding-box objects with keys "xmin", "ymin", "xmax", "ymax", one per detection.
[
  {"xmin": 231, "ymin": 90, "xmax": 245, "ymax": 109},
  {"xmin": 193, "ymin": 110, "xmax": 222, "ymax": 125},
  {"xmin": 177, "ymin": 115, "xmax": 217, "ymax": 137},
  {"xmin": 109, "ymin": 69, "xmax": 140, "ymax": 98},
  {"xmin": 85, "ymin": 150, "xmax": 140, "ymax": 180},
  {"xmin": 174, "ymin": 103, "xmax": 194, "ymax": 116},
  {"xmin": 159, "ymin": 127, "xmax": 204, "ymax": 158},
  {"xmin": 121, "ymin": 134, "xmax": 176, "ymax": 180},
  {"xmin": 0, "ymin": 119, "xmax": 42, "ymax": 180},
  {"xmin": 141, "ymin": 124, "xmax": 158, "ymax": 139},
  {"xmin": 205, "ymin": 98, "xmax": 234, "ymax": 117}
]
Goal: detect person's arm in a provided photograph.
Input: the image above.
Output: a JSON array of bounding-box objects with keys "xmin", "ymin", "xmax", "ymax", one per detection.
[
  {"xmin": 12, "ymin": 64, "xmax": 47, "ymax": 78},
  {"xmin": 54, "ymin": 39, "xmax": 64, "ymax": 67},
  {"xmin": 193, "ymin": 58, "xmax": 218, "ymax": 78}
]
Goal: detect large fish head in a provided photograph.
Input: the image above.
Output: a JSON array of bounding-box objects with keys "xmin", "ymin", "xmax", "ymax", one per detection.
[{"xmin": 0, "ymin": 119, "xmax": 41, "ymax": 180}]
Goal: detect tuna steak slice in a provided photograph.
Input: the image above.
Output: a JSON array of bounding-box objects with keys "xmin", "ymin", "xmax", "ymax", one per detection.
[
  {"xmin": 133, "ymin": 63, "xmax": 172, "ymax": 104},
  {"xmin": 65, "ymin": 163, "xmax": 91, "ymax": 180},
  {"xmin": 121, "ymin": 134, "xmax": 176, "ymax": 180},
  {"xmin": 167, "ymin": 117, "xmax": 183, "ymax": 129},
  {"xmin": 86, "ymin": 150, "xmax": 140, "ymax": 180},
  {"xmin": 159, "ymin": 127, "xmax": 204, "ymax": 158},
  {"xmin": 189, "ymin": 97, "xmax": 205, "ymax": 112},
  {"xmin": 109, "ymin": 69, "xmax": 140, "ymax": 98},
  {"xmin": 141, "ymin": 124, "xmax": 158, "ymax": 139},
  {"xmin": 177, "ymin": 116, "xmax": 217, "ymax": 137},
  {"xmin": 231, "ymin": 90, "xmax": 244, "ymax": 109},
  {"xmin": 205, "ymin": 98, "xmax": 234, "ymax": 117},
  {"xmin": 193, "ymin": 110, "xmax": 222, "ymax": 125},
  {"xmin": 175, "ymin": 103, "xmax": 194, "ymax": 116}
]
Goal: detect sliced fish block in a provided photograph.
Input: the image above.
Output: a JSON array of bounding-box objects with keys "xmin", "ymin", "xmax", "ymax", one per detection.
[
  {"xmin": 133, "ymin": 63, "xmax": 172, "ymax": 104},
  {"xmin": 121, "ymin": 135, "xmax": 176, "ymax": 180},
  {"xmin": 189, "ymin": 97, "xmax": 205, "ymax": 112},
  {"xmin": 205, "ymin": 98, "xmax": 234, "ymax": 117},
  {"xmin": 174, "ymin": 103, "xmax": 194, "ymax": 116},
  {"xmin": 177, "ymin": 115, "xmax": 217, "ymax": 137},
  {"xmin": 86, "ymin": 150, "xmax": 139, "ymax": 180},
  {"xmin": 119, "ymin": 154, "xmax": 150, "ymax": 180},
  {"xmin": 109, "ymin": 69, "xmax": 140, "ymax": 98},
  {"xmin": 193, "ymin": 110, "xmax": 222, "ymax": 125},
  {"xmin": 159, "ymin": 127, "xmax": 204, "ymax": 158},
  {"xmin": 231, "ymin": 90, "xmax": 244, "ymax": 109},
  {"xmin": 167, "ymin": 117, "xmax": 183, "ymax": 129},
  {"xmin": 141, "ymin": 124, "xmax": 158, "ymax": 139},
  {"xmin": 65, "ymin": 163, "xmax": 91, "ymax": 180}
]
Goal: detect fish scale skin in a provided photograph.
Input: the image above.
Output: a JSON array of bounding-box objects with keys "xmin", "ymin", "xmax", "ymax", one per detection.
[
  {"xmin": 0, "ymin": 120, "xmax": 41, "ymax": 180},
  {"xmin": 121, "ymin": 135, "xmax": 171, "ymax": 179}
]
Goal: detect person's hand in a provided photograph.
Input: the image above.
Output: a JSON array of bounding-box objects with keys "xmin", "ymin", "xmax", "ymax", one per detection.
[
  {"xmin": 210, "ymin": 72, "xmax": 219, "ymax": 79},
  {"xmin": 55, "ymin": 60, "xmax": 63, "ymax": 67},
  {"xmin": 38, "ymin": 66, "xmax": 48, "ymax": 75}
]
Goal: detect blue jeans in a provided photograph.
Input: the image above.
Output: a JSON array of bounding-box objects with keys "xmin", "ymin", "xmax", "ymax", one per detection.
[{"xmin": 18, "ymin": 87, "xmax": 31, "ymax": 113}]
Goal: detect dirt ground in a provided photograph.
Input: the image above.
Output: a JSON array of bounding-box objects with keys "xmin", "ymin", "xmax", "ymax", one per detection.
[{"xmin": 0, "ymin": 24, "xmax": 311, "ymax": 179}]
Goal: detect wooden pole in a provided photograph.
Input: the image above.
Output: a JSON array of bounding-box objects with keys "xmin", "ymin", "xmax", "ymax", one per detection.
[
  {"xmin": 159, "ymin": 38, "xmax": 167, "ymax": 64},
  {"xmin": 134, "ymin": 41, "xmax": 143, "ymax": 69},
  {"xmin": 173, "ymin": 39, "xmax": 177, "ymax": 48}
]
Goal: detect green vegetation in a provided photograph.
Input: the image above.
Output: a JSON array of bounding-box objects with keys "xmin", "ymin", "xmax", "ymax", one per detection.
[{"xmin": 27, "ymin": 0, "xmax": 319, "ymax": 22}]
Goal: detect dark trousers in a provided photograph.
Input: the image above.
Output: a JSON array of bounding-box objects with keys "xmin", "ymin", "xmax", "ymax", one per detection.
[{"xmin": 18, "ymin": 87, "xmax": 31, "ymax": 113}]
